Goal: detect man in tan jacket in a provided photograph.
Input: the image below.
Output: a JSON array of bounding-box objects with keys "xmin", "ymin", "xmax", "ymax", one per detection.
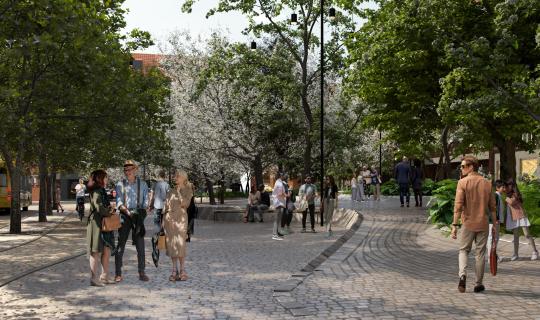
[{"xmin": 451, "ymin": 156, "xmax": 498, "ymax": 293}]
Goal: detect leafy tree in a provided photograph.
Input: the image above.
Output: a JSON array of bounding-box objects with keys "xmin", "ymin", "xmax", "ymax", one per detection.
[
  {"xmin": 182, "ymin": 0, "xmax": 361, "ymax": 176},
  {"xmin": 0, "ymin": 0, "xmax": 172, "ymax": 232}
]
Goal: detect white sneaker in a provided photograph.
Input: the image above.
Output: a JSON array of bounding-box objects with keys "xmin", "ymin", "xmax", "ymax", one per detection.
[
  {"xmin": 532, "ymin": 251, "xmax": 538, "ymax": 261},
  {"xmin": 510, "ymin": 255, "xmax": 519, "ymax": 261},
  {"xmin": 272, "ymin": 235, "xmax": 283, "ymax": 241}
]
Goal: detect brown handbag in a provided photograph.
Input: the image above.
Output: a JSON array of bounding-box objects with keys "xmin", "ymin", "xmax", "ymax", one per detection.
[{"xmin": 102, "ymin": 213, "xmax": 121, "ymax": 232}]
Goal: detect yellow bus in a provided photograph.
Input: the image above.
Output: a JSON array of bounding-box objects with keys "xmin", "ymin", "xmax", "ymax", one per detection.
[{"xmin": 0, "ymin": 161, "xmax": 32, "ymax": 212}]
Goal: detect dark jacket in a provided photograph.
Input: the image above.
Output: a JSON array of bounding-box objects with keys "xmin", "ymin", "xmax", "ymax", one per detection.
[
  {"xmin": 395, "ymin": 161, "xmax": 411, "ymax": 184},
  {"xmin": 323, "ymin": 184, "xmax": 339, "ymax": 199},
  {"xmin": 411, "ymin": 167, "xmax": 424, "ymax": 189},
  {"xmin": 260, "ymin": 191, "xmax": 271, "ymax": 206}
]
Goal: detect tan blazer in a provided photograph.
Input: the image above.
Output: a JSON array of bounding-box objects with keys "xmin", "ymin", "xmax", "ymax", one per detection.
[{"xmin": 453, "ymin": 172, "xmax": 496, "ymax": 232}]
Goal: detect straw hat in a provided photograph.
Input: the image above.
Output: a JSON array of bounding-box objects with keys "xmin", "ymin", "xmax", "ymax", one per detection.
[{"xmin": 123, "ymin": 160, "xmax": 138, "ymax": 168}]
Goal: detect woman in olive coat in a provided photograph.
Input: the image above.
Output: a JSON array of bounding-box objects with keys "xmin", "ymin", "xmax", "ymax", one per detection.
[
  {"xmin": 86, "ymin": 170, "xmax": 116, "ymax": 286},
  {"xmin": 162, "ymin": 170, "xmax": 193, "ymax": 281}
]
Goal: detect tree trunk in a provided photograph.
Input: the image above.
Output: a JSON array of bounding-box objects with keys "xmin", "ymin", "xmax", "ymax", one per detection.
[
  {"xmin": 7, "ymin": 157, "xmax": 22, "ymax": 234},
  {"xmin": 46, "ymin": 175, "xmax": 52, "ymax": 215},
  {"xmin": 204, "ymin": 175, "xmax": 216, "ymax": 205},
  {"xmin": 38, "ymin": 153, "xmax": 48, "ymax": 222},
  {"xmin": 50, "ymin": 171, "xmax": 57, "ymax": 213},
  {"xmin": 496, "ymin": 139, "xmax": 517, "ymax": 181},
  {"xmin": 253, "ymin": 155, "xmax": 263, "ymax": 188},
  {"xmin": 441, "ymin": 126, "xmax": 452, "ymax": 179},
  {"xmin": 435, "ymin": 151, "xmax": 444, "ymax": 181},
  {"xmin": 1, "ymin": 142, "xmax": 24, "ymax": 233}
]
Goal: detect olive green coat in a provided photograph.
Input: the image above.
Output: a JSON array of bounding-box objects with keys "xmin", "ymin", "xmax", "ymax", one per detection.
[{"xmin": 86, "ymin": 190, "xmax": 109, "ymax": 254}]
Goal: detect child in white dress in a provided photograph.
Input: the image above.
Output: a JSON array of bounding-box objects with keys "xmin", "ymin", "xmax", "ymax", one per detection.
[{"xmin": 505, "ymin": 179, "xmax": 538, "ymax": 261}]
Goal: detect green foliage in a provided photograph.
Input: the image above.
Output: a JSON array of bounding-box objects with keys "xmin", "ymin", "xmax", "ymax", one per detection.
[
  {"xmin": 422, "ymin": 178, "xmax": 436, "ymax": 196},
  {"xmin": 380, "ymin": 178, "xmax": 399, "ymax": 196},
  {"xmin": 427, "ymin": 179, "xmax": 458, "ymax": 227},
  {"xmin": 519, "ymin": 181, "xmax": 540, "ymax": 236}
]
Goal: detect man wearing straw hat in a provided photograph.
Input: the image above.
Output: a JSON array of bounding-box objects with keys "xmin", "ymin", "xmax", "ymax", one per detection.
[{"xmin": 114, "ymin": 160, "xmax": 150, "ymax": 282}]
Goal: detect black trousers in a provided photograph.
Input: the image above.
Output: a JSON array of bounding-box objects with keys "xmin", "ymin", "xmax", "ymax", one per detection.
[
  {"xmin": 115, "ymin": 217, "xmax": 145, "ymax": 276},
  {"xmin": 414, "ymin": 188, "xmax": 423, "ymax": 205},
  {"xmin": 302, "ymin": 204, "xmax": 315, "ymax": 229},
  {"xmin": 399, "ymin": 183, "xmax": 410, "ymax": 205},
  {"xmin": 281, "ymin": 207, "xmax": 291, "ymax": 228}
]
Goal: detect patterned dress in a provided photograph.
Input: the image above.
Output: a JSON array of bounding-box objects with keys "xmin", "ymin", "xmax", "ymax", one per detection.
[{"xmin": 163, "ymin": 184, "xmax": 193, "ymax": 258}]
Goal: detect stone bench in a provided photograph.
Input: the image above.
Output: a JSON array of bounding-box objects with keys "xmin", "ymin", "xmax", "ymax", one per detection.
[{"xmin": 196, "ymin": 205, "xmax": 357, "ymax": 228}]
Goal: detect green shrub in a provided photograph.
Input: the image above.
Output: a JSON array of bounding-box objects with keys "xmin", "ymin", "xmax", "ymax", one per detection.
[
  {"xmin": 427, "ymin": 179, "xmax": 458, "ymax": 227},
  {"xmin": 381, "ymin": 178, "xmax": 399, "ymax": 196},
  {"xmin": 422, "ymin": 178, "xmax": 436, "ymax": 196}
]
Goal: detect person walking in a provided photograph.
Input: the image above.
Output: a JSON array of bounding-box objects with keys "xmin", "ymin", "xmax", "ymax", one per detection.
[
  {"xmin": 281, "ymin": 174, "xmax": 293, "ymax": 234},
  {"xmin": 162, "ymin": 170, "xmax": 193, "ymax": 281},
  {"xmin": 451, "ymin": 156, "xmax": 498, "ymax": 293},
  {"xmin": 395, "ymin": 156, "xmax": 411, "ymax": 207},
  {"xmin": 75, "ymin": 178, "xmax": 86, "ymax": 221},
  {"xmin": 361, "ymin": 166, "xmax": 372, "ymax": 199},
  {"xmin": 114, "ymin": 160, "xmax": 150, "ymax": 282},
  {"xmin": 323, "ymin": 175, "xmax": 339, "ymax": 238},
  {"xmin": 350, "ymin": 175, "xmax": 358, "ymax": 202},
  {"xmin": 86, "ymin": 170, "xmax": 116, "ymax": 286},
  {"xmin": 370, "ymin": 166, "xmax": 381, "ymax": 201},
  {"xmin": 55, "ymin": 184, "xmax": 64, "ymax": 213},
  {"xmin": 411, "ymin": 159, "xmax": 424, "ymax": 207},
  {"xmin": 299, "ymin": 175, "xmax": 318, "ymax": 233},
  {"xmin": 356, "ymin": 169, "xmax": 365, "ymax": 201},
  {"xmin": 150, "ymin": 170, "xmax": 170, "ymax": 231},
  {"xmin": 271, "ymin": 172, "xmax": 286, "ymax": 240},
  {"xmin": 505, "ymin": 179, "xmax": 538, "ymax": 261},
  {"xmin": 488, "ymin": 180, "xmax": 505, "ymax": 261}
]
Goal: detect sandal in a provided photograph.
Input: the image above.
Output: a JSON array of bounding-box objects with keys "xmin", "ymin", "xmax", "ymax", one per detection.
[
  {"xmin": 169, "ymin": 271, "xmax": 177, "ymax": 282},
  {"xmin": 176, "ymin": 270, "xmax": 188, "ymax": 281},
  {"xmin": 114, "ymin": 275, "xmax": 123, "ymax": 283}
]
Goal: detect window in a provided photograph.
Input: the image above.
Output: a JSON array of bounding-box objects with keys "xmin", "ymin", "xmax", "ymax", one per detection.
[{"xmin": 0, "ymin": 168, "xmax": 7, "ymax": 187}]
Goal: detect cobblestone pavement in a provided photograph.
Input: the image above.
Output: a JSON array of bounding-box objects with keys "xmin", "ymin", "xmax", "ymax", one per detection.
[
  {"xmin": 0, "ymin": 205, "xmax": 346, "ymax": 319},
  {"xmin": 1, "ymin": 197, "xmax": 540, "ymax": 319},
  {"xmin": 289, "ymin": 197, "xmax": 540, "ymax": 319}
]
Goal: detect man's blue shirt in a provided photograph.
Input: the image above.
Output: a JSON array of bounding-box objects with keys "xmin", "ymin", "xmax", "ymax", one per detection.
[{"xmin": 116, "ymin": 177, "xmax": 149, "ymax": 210}]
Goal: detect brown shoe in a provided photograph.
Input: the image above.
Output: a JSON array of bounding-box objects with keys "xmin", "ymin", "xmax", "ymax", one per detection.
[
  {"xmin": 139, "ymin": 273, "xmax": 149, "ymax": 281},
  {"xmin": 114, "ymin": 275, "xmax": 123, "ymax": 283},
  {"xmin": 458, "ymin": 275, "xmax": 466, "ymax": 293}
]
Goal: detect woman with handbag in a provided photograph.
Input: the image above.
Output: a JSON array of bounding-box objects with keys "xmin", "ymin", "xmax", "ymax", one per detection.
[
  {"xmin": 162, "ymin": 170, "xmax": 193, "ymax": 281},
  {"xmin": 86, "ymin": 170, "xmax": 117, "ymax": 286}
]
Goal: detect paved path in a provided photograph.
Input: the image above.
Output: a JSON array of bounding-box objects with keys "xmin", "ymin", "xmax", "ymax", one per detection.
[
  {"xmin": 0, "ymin": 205, "xmax": 347, "ymax": 319},
  {"xmin": 1, "ymin": 197, "xmax": 540, "ymax": 319},
  {"xmin": 290, "ymin": 198, "xmax": 540, "ymax": 319}
]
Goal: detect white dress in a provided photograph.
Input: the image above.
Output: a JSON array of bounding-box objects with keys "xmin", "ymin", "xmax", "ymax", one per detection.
[{"xmin": 505, "ymin": 206, "xmax": 530, "ymax": 230}]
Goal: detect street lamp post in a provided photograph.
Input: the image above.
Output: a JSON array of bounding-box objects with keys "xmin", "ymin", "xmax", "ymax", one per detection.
[
  {"xmin": 319, "ymin": 1, "xmax": 335, "ymax": 226},
  {"xmin": 320, "ymin": 0, "xmax": 325, "ymax": 226}
]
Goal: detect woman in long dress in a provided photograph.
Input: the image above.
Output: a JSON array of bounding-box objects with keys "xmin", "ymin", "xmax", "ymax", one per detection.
[{"xmin": 162, "ymin": 170, "xmax": 193, "ymax": 281}]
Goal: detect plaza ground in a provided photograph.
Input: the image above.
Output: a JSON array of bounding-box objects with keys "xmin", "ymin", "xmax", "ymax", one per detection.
[{"xmin": 0, "ymin": 197, "xmax": 539, "ymax": 319}]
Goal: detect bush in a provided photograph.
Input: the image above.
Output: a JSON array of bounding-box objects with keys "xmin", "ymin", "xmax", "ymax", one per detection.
[
  {"xmin": 422, "ymin": 178, "xmax": 437, "ymax": 196},
  {"xmin": 427, "ymin": 179, "xmax": 458, "ymax": 227},
  {"xmin": 381, "ymin": 178, "xmax": 399, "ymax": 196}
]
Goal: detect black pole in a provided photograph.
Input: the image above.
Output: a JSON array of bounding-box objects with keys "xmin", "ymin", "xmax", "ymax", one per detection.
[
  {"xmin": 379, "ymin": 131, "xmax": 382, "ymax": 174},
  {"xmin": 320, "ymin": 0, "xmax": 325, "ymax": 227}
]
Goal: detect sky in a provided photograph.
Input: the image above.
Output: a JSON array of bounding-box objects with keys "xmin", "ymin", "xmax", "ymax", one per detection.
[
  {"xmin": 122, "ymin": 0, "xmax": 376, "ymax": 54},
  {"xmin": 122, "ymin": 0, "xmax": 250, "ymax": 53}
]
